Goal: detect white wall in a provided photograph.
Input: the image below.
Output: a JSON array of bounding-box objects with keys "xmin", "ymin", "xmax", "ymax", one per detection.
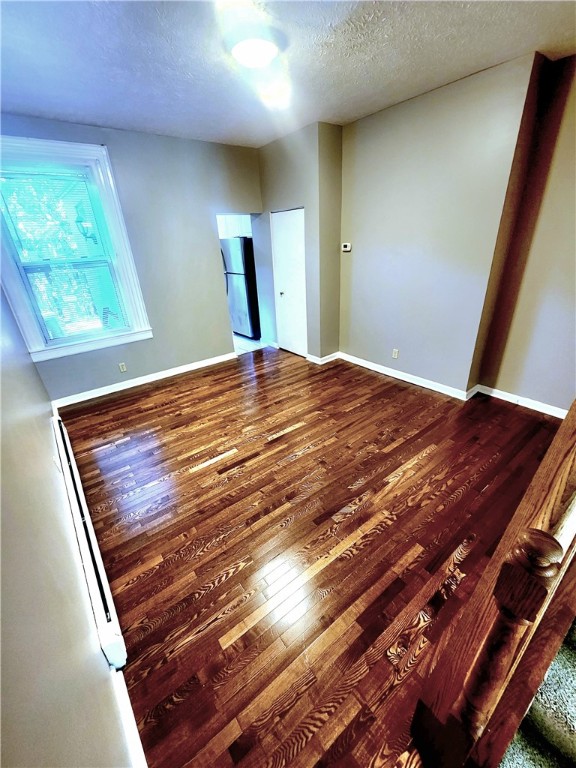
[
  {"xmin": 251, "ymin": 212, "xmax": 278, "ymax": 346},
  {"xmin": 1, "ymin": 290, "xmax": 135, "ymax": 767}
]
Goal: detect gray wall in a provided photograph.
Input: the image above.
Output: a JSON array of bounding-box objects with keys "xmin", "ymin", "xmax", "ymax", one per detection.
[
  {"xmin": 2, "ymin": 114, "xmax": 262, "ymax": 399},
  {"xmin": 259, "ymin": 122, "xmax": 321, "ymax": 356},
  {"xmin": 340, "ymin": 56, "xmax": 534, "ymax": 392},
  {"xmin": 467, "ymin": 56, "xmax": 545, "ymax": 391},
  {"xmin": 1, "ymin": 290, "xmax": 133, "ymax": 767},
  {"xmin": 4, "ymin": 55, "xmax": 574, "ymax": 410},
  {"xmin": 318, "ymin": 123, "xmax": 343, "ymax": 357},
  {"xmin": 487, "ymin": 65, "xmax": 576, "ymax": 410},
  {"xmin": 258, "ymin": 122, "xmax": 342, "ymax": 359}
]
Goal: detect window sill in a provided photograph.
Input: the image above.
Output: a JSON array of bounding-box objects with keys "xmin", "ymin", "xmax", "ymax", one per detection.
[{"xmin": 30, "ymin": 328, "xmax": 153, "ymax": 362}]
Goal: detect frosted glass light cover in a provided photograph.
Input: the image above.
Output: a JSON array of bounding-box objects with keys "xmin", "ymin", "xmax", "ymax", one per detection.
[{"xmin": 231, "ymin": 38, "xmax": 279, "ymax": 68}]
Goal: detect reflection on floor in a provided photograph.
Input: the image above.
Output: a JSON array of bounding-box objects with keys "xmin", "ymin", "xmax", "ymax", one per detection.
[
  {"xmin": 59, "ymin": 350, "xmax": 560, "ymax": 768},
  {"xmin": 233, "ymin": 334, "xmax": 268, "ymax": 355}
]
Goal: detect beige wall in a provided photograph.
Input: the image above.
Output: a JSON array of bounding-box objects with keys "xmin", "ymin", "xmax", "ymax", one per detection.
[
  {"xmin": 1, "ymin": 114, "xmax": 262, "ymax": 400},
  {"xmin": 1, "ymin": 291, "xmax": 133, "ymax": 767},
  {"xmin": 340, "ymin": 56, "xmax": 534, "ymax": 392},
  {"xmin": 258, "ymin": 122, "xmax": 343, "ymax": 359},
  {"xmin": 258, "ymin": 123, "xmax": 321, "ymax": 356},
  {"xmin": 3, "ymin": 55, "xmax": 573, "ymax": 409},
  {"xmin": 467, "ymin": 55, "xmax": 545, "ymax": 390},
  {"xmin": 318, "ymin": 123, "xmax": 343, "ymax": 357},
  {"xmin": 487, "ymin": 64, "xmax": 576, "ymax": 410}
]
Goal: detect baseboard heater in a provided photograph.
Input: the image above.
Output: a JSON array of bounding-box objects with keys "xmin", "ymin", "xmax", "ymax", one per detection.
[{"xmin": 53, "ymin": 417, "xmax": 127, "ymax": 669}]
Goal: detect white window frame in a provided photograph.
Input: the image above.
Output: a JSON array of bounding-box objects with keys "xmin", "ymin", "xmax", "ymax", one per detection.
[{"xmin": 0, "ymin": 136, "xmax": 152, "ymax": 361}]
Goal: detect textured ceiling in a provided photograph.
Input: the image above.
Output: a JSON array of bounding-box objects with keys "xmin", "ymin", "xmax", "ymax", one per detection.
[{"xmin": 1, "ymin": 1, "xmax": 575, "ymax": 148}]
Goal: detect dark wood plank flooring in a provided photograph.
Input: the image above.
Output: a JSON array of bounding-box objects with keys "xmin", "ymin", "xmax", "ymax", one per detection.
[{"xmin": 60, "ymin": 349, "xmax": 560, "ymax": 768}]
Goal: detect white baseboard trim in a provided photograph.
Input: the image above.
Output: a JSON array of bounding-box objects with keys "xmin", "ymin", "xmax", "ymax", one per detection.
[
  {"xmin": 110, "ymin": 671, "xmax": 148, "ymax": 768},
  {"xmin": 51, "ymin": 348, "xmax": 569, "ymax": 420},
  {"xmin": 306, "ymin": 352, "xmax": 340, "ymax": 365},
  {"xmin": 466, "ymin": 384, "xmax": 483, "ymax": 400},
  {"xmin": 310, "ymin": 354, "xmax": 568, "ymax": 417},
  {"xmin": 52, "ymin": 352, "xmax": 237, "ymax": 411},
  {"xmin": 338, "ymin": 352, "xmax": 469, "ymax": 401},
  {"xmin": 472, "ymin": 385, "xmax": 568, "ymax": 419}
]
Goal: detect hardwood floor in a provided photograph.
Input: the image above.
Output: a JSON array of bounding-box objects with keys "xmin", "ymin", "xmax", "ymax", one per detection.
[{"xmin": 60, "ymin": 349, "xmax": 560, "ymax": 768}]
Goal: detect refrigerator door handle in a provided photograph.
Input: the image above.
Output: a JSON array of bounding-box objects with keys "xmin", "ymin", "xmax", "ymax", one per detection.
[{"xmin": 221, "ymin": 249, "xmax": 229, "ymax": 295}]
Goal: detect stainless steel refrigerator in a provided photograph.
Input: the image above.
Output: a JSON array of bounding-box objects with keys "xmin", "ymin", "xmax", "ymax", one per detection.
[{"xmin": 221, "ymin": 237, "xmax": 261, "ymax": 339}]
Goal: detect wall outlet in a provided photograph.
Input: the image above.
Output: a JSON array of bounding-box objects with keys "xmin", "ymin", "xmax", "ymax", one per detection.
[
  {"xmin": 118, "ymin": 362, "xmax": 127, "ymax": 372},
  {"xmin": 392, "ymin": 348, "xmax": 399, "ymax": 359}
]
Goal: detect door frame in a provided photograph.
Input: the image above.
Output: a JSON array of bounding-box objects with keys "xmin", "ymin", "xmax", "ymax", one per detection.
[{"xmin": 270, "ymin": 207, "xmax": 307, "ymax": 357}]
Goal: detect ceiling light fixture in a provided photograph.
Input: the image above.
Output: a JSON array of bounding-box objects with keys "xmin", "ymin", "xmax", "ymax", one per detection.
[{"xmin": 231, "ymin": 37, "xmax": 279, "ymax": 69}]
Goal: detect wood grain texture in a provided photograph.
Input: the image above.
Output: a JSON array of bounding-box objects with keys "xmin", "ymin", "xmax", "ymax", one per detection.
[
  {"xmin": 414, "ymin": 400, "xmax": 576, "ymax": 741},
  {"xmin": 468, "ymin": 554, "xmax": 576, "ymax": 768},
  {"xmin": 60, "ymin": 349, "xmax": 560, "ymax": 768}
]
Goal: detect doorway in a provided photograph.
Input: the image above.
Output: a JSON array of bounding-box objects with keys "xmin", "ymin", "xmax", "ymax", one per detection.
[
  {"xmin": 270, "ymin": 208, "xmax": 307, "ymax": 357},
  {"xmin": 216, "ymin": 214, "xmax": 265, "ymax": 356}
]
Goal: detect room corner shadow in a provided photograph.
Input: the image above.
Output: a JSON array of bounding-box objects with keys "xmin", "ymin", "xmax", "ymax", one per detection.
[{"xmin": 473, "ymin": 55, "xmax": 575, "ymax": 390}]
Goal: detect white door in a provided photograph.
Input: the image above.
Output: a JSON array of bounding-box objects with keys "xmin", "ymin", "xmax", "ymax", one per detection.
[{"xmin": 271, "ymin": 208, "xmax": 307, "ymax": 356}]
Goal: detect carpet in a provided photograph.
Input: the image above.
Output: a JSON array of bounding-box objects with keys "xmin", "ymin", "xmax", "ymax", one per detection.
[{"xmin": 500, "ymin": 622, "xmax": 576, "ymax": 768}]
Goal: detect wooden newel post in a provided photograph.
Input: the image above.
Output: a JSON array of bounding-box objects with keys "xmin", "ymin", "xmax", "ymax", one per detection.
[
  {"xmin": 410, "ymin": 528, "xmax": 564, "ymax": 767},
  {"xmin": 455, "ymin": 528, "xmax": 563, "ymax": 741}
]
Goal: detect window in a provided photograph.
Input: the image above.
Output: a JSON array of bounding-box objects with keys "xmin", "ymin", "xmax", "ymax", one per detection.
[{"xmin": 1, "ymin": 137, "xmax": 152, "ymax": 361}]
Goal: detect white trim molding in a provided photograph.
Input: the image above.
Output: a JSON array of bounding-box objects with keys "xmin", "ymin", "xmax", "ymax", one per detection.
[
  {"xmin": 52, "ymin": 417, "xmax": 126, "ymax": 669},
  {"xmin": 338, "ymin": 352, "xmax": 469, "ymax": 400},
  {"xmin": 110, "ymin": 672, "xmax": 149, "ymax": 768},
  {"xmin": 1, "ymin": 135, "xmax": 152, "ymax": 361},
  {"xmin": 471, "ymin": 385, "xmax": 568, "ymax": 419},
  {"xmin": 31, "ymin": 329, "xmax": 153, "ymax": 362},
  {"xmin": 51, "ymin": 348, "xmax": 569, "ymax": 420},
  {"xmin": 308, "ymin": 354, "xmax": 568, "ymax": 417},
  {"xmin": 52, "ymin": 352, "xmax": 237, "ymax": 411},
  {"xmin": 466, "ymin": 384, "xmax": 483, "ymax": 400},
  {"xmin": 306, "ymin": 352, "xmax": 340, "ymax": 365}
]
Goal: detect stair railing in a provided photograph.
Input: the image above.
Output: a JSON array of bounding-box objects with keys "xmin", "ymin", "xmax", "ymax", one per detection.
[{"xmin": 398, "ymin": 399, "xmax": 576, "ymax": 768}]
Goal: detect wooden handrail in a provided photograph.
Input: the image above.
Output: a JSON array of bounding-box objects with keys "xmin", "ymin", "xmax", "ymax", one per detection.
[
  {"xmin": 401, "ymin": 399, "xmax": 576, "ymax": 768},
  {"xmin": 454, "ymin": 527, "xmax": 564, "ymax": 742},
  {"xmin": 552, "ymin": 491, "xmax": 576, "ymax": 553},
  {"xmin": 470, "ymin": 554, "xmax": 576, "ymax": 767}
]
